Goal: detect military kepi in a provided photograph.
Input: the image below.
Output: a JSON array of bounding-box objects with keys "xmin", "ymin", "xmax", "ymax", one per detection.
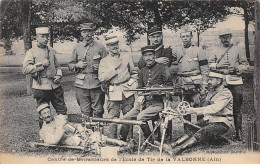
[
  {"xmin": 80, "ymin": 23, "xmax": 96, "ymax": 31},
  {"xmin": 148, "ymin": 26, "xmax": 162, "ymax": 36},
  {"xmin": 105, "ymin": 35, "xmax": 119, "ymax": 45},
  {"xmin": 36, "ymin": 27, "xmax": 49, "ymax": 34},
  {"xmin": 218, "ymin": 28, "xmax": 232, "ymax": 36},
  {"xmin": 141, "ymin": 45, "xmax": 155, "ymax": 54},
  {"xmin": 37, "ymin": 103, "xmax": 50, "ymax": 113}
]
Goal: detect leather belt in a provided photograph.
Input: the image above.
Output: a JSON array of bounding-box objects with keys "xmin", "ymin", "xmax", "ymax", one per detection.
[{"xmin": 110, "ymin": 79, "xmax": 129, "ymax": 86}]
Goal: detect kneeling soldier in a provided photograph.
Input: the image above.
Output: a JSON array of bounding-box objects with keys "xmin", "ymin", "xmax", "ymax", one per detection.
[{"xmin": 170, "ymin": 71, "xmax": 233, "ymax": 156}]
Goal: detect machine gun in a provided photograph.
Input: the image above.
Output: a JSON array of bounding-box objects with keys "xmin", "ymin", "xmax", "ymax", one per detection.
[
  {"xmin": 126, "ymin": 86, "xmax": 201, "ymax": 156},
  {"xmin": 28, "ymin": 114, "xmax": 145, "ymax": 155}
]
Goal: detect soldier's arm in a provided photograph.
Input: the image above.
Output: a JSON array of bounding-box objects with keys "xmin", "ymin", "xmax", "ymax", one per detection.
[
  {"xmin": 162, "ymin": 66, "xmax": 172, "ymax": 86},
  {"xmin": 164, "ymin": 47, "xmax": 173, "ymax": 67},
  {"xmin": 22, "ymin": 49, "xmax": 44, "ymax": 75},
  {"xmin": 39, "ymin": 126, "xmax": 65, "ymax": 145},
  {"xmin": 53, "ymin": 49, "xmax": 62, "ymax": 76},
  {"xmin": 237, "ymin": 47, "xmax": 249, "ymax": 72},
  {"xmin": 198, "ymin": 48, "xmax": 209, "ymax": 85},
  {"xmin": 98, "ymin": 59, "xmax": 118, "ymax": 82},
  {"xmin": 99, "ymin": 45, "xmax": 108, "ymax": 58},
  {"xmin": 137, "ymin": 70, "xmax": 144, "ymax": 88},
  {"xmin": 128, "ymin": 56, "xmax": 138, "ymax": 79},
  {"xmin": 191, "ymin": 90, "xmax": 232, "ymax": 115},
  {"xmin": 68, "ymin": 47, "xmax": 80, "ymax": 73}
]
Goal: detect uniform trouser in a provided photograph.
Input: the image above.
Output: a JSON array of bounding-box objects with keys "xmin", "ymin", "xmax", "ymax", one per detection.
[
  {"xmin": 120, "ymin": 102, "xmax": 163, "ymax": 140},
  {"xmin": 226, "ymin": 85, "xmax": 243, "ymax": 133},
  {"xmin": 106, "ymin": 94, "xmax": 135, "ymax": 138},
  {"xmin": 184, "ymin": 120, "xmax": 230, "ymax": 144},
  {"xmin": 75, "ymin": 87, "xmax": 105, "ymax": 118},
  {"xmin": 33, "ymin": 86, "xmax": 67, "ymax": 114},
  {"xmin": 33, "ymin": 86, "xmax": 67, "ymax": 128}
]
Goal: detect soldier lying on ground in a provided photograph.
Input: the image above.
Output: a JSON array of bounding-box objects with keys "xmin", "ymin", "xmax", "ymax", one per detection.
[{"xmin": 37, "ymin": 103, "xmax": 89, "ymax": 146}]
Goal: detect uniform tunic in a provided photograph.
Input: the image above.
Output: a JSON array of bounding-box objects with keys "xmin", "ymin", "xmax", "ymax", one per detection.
[
  {"xmin": 68, "ymin": 40, "xmax": 107, "ymax": 89},
  {"xmin": 174, "ymin": 45, "xmax": 209, "ymax": 86},
  {"xmin": 40, "ymin": 115, "xmax": 83, "ymax": 145},
  {"xmin": 23, "ymin": 45, "xmax": 62, "ymax": 90},
  {"xmin": 98, "ymin": 54, "xmax": 138, "ymax": 101},
  {"xmin": 138, "ymin": 45, "xmax": 173, "ymax": 69}
]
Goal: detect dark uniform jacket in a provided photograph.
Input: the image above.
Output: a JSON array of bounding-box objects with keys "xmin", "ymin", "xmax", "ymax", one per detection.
[{"xmin": 138, "ymin": 62, "xmax": 172, "ymax": 108}]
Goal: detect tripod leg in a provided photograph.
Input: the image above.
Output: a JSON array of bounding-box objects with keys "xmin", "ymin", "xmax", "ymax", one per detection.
[{"xmin": 160, "ymin": 116, "xmax": 169, "ymax": 156}]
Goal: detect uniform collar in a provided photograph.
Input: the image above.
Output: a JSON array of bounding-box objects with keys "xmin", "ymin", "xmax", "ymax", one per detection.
[{"xmin": 83, "ymin": 39, "xmax": 94, "ymax": 47}]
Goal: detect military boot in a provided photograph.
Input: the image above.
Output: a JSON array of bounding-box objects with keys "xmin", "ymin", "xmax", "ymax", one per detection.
[
  {"xmin": 172, "ymin": 137, "xmax": 197, "ymax": 156},
  {"xmin": 171, "ymin": 134, "xmax": 190, "ymax": 148},
  {"xmin": 234, "ymin": 114, "xmax": 243, "ymax": 141},
  {"xmin": 108, "ymin": 123, "xmax": 118, "ymax": 139}
]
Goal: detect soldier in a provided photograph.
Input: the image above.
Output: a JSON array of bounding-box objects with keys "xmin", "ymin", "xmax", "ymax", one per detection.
[
  {"xmin": 68, "ymin": 23, "xmax": 107, "ymax": 119},
  {"xmin": 138, "ymin": 26, "xmax": 173, "ymax": 70},
  {"xmin": 209, "ymin": 29, "xmax": 249, "ymax": 141},
  {"xmin": 23, "ymin": 27, "xmax": 67, "ymax": 128},
  {"xmin": 37, "ymin": 103, "xmax": 87, "ymax": 146},
  {"xmin": 174, "ymin": 25, "xmax": 209, "ymax": 106},
  {"xmin": 98, "ymin": 36, "xmax": 138, "ymax": 139},
  {"xmin": 119, "ymin": 45, "xmax": 172, "ymax": 144},
  {"xmin": 169, "ymin": 71, "xmax": 233, "ymax": 156}
]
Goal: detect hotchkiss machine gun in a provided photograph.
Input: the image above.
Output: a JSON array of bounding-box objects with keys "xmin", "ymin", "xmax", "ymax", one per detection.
[
  {"xmin": 29, "ymin": 115, "xmax": 146, "ymax": 155},
  {"xmin": 126, "ymin": 85, "xmax": 202, "ymax": 156}
]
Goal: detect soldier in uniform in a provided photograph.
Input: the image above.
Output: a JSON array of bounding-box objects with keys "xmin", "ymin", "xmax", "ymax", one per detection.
[
  {"xmin": 138, "ymin": 26, "xmax": 173, "ymax": 70},
  {"xmin": 98, "ymin": 36, "xmax": 138, "ymax": 139},
  {"xmin": 68, "ymin": 23, "xmax": 107, "ymax": 119},
  {"xmin": 174, "ymin": 25, "xmax": 209, "ymax": 106},
  {"xmin": 37, "ymin": 103, "xmax": 87, "ymax": 146},
  {"xmin": 169, "ymin": 71, "xmax": 233, "ymax": 156},
  {"xmin": 23, "ymin": 27, "xmax": 67, "ymax": 128},
  {"xmin": 119, "ymin": 45, "xmax": 172, "ymax": 143},
  {"xmin": 209, "ymin": 29, "xmax": 249, "ymax": 141}
]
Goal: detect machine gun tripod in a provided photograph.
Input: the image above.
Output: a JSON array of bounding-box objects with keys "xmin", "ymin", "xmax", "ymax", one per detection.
[{"xmin": 126, "ymin": 86, "xmax": 201, "ymax": 156}]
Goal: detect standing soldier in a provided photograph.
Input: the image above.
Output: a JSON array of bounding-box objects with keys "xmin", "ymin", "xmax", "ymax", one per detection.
[
  {"xmin": 98, "ymin": 36, "xmax": 138, "ymax": 139},
  {"xmin": 138, "ymin": 26, "xmax": 173, "ymax": 70},
  {"xmin": 209, "ymin": 29, "xmax": 249, "ymax": 141},
  {"xmin": 23, "ymin": 27, "xmax": 67, "ymax": 128},
  {"xmin": 68, "ymin": 23, "xmax": 107, "ymax": 119},
  {"xmin": 174, "ymin": 25, "xmax": 209, "ymax": 106}
]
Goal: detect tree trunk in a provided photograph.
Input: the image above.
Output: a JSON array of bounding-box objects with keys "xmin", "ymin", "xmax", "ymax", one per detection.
[
  {"xmin": 49, "ymin": 26, "xmax": 54, "ymax": 48},
  {"xmin": 22, "ymin": 0, "xmax": 32, "ymax": 95},
  {"xmin": 254, "ymin": 0, "xmax": 260, "ymax": 151},
  {"xmin": 244, "ymin": 5, "xmax": 252, "ymax": 65}
]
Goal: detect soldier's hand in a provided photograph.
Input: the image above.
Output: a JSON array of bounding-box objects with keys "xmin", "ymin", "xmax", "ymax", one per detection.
[
  {"xmin": 136, "ymin": 96, "xmax": 144, "ymax": 103},
  {"xmin": 56, "ymin": 114, "xmax": 68, "ymax": 127},
  {"xmin": 155, "ymin": 57, "xmax": 169, "ymax": 64},
  {"xmin": 53, "ymin": 75, "xmax": 61, "ymax": 84},
  {"xmin": 209, "ymin": 63, "xmax": 217, "ymax": 70},
  {"xmin": 76, "ymin": 61, "xmax": 87, "ymax": 69},
  {"xmin": 42, "ymin": 59, "xmax": 50, "ymax": 67},
  {"xmin": 92, "ymin": 64, "xmax": 99, "ymax": 71},
  {"xmin": 186, "ymin": 107, "xmax": 196, "ymax": 114}
]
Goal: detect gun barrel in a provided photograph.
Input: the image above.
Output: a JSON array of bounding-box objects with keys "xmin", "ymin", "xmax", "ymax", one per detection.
[{"xmin": 92, "ymin": 118, "xmax": 145, "ymax": 126}]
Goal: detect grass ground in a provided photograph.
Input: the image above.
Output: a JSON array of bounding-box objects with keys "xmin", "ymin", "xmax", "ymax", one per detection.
[{"xmin": 0, "ymin": 70, "xmax": 254, "ymax": 159}]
